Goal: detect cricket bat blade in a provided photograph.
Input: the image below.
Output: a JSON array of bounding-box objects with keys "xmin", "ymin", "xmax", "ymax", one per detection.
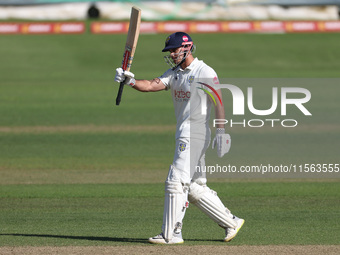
[{"xmin": 116, "ymin": 6, "xmax": 141, "ymax": 106}]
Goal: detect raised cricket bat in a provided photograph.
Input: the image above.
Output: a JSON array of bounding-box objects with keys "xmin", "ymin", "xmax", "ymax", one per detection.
[{"xmin": 116, "ymin": 6, "xmax": 141, "ymax": 106}]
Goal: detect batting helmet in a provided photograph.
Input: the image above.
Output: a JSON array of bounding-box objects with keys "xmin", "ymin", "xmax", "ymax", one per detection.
[{"xmin": 162, "ymin": 32, "xmax": 193, "ymax": 52}]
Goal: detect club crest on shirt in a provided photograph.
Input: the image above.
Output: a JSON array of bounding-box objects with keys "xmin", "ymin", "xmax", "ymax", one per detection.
[
  {"xmin": 188, "ymin": 76, "xmax": 195, "ymax": 84},
  {"xmin": 178, "ymin": 143, "xmax": 186, "ymax": 152}
]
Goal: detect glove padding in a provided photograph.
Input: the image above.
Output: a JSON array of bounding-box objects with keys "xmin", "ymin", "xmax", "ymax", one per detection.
[
  {"xmin": 115, "ymin": 67, "xmax": 136, "ymax": 87},
  {"xmin": 212, "ymin": 129, "xmax": 231, "ymax": 158}
]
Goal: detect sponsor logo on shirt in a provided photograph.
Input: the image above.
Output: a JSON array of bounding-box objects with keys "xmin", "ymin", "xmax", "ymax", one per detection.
[
  {"xmin": 213, "ymin": 76, "xmax": 219, "ymax": 84},
  {"xmin": 174, "ymin": 89, "xmax": 191, "ymax": 102}
]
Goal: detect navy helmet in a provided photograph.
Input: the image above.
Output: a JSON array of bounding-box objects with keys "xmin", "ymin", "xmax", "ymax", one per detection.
[{"xmin": 162, "ymin": 32, "xmax": 193, "ymax": 52}]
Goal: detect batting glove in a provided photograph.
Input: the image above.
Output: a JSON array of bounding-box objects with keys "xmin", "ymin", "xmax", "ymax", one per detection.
[
  {"xmin": 212, "ymin": 128, "xmax": 231, "ymax": 158},
  {"xmin": 115, "ymin": 67, "xmax": 136, "ymax": 87}
]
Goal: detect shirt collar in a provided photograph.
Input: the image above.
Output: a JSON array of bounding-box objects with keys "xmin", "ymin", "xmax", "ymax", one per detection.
[
  {"xmin": 176, "ymin": 57, "xmax": 199, "ymax": 72},
  {"xmin": 186, "ymin": 57, "xmax": 199, "ymax": 71}
]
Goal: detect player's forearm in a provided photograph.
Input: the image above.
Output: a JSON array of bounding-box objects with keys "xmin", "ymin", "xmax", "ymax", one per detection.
[
  {"xmin": 215, "ymin": 105, "xmax": 225, "ymax": 129},
  {"xmin": 132, "ymin": 79, "xmax": 153, "ymax": 92},
  {"xmin": 133, "ymin": 78, "xmax": 165, "ymax": 92},
  {"xmin": 214, "ymin": 89, "xmax": 225, "ymax": 129}
]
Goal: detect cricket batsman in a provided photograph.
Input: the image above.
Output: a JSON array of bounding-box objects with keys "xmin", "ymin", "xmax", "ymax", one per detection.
[{"xmin": 115, "ymin": 32, "xmax": 244, "ymax": 244}]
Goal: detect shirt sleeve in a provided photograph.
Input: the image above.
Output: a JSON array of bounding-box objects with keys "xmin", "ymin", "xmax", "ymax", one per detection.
[
  {"xmin": 197, "ymin": 65, "xmax": 220, "ymax": 92},
  {"xmin": 158, "ymin": 68, "xmax": 173, "ymax": 90}
]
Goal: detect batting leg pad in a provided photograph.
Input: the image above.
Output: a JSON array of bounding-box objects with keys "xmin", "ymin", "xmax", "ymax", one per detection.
[
  {"xmin": 162, "ymin": 181, "xmax": 189, "ymax": 243},
  {"xmin": 188, "ymin": 182, "xmax": 237, "ymax": 229}
]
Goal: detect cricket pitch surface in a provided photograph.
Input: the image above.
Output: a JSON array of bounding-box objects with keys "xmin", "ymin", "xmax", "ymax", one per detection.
[{"xmin": 1, "ymin": 245, "xmax": 340, "ymax": 255}]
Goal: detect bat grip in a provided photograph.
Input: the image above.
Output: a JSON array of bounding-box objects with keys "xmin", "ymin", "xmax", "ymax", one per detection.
[{"xmin": 116, "ymin": 81, "xmax": 125, "ymax": 106}]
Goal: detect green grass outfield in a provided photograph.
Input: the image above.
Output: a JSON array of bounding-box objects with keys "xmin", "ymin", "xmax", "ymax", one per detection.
[{"xmin": 0, "ymin": 33, "xmax": 339, "ymax": 247}]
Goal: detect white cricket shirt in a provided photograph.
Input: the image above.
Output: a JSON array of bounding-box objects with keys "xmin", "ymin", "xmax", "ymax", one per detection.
[{"xmin": 159, "ymin": 58, "xmax": 219, "ymax": 140}]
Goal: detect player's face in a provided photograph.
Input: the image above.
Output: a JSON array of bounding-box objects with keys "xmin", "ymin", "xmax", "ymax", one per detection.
[
  {"xmin": 169, "ymin": 47, "xmax": 185, "ymax": 64},
  {"xmin": 164, "ymin": 44, "xmax": 192, "ymax": 69}
]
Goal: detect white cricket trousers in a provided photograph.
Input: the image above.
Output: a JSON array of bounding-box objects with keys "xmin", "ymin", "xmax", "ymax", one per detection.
[{"xmin": 167, "ymin": 137, "xmax": 210, "ymax": 186}]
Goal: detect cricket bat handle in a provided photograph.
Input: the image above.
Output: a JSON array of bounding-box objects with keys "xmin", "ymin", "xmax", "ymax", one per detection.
[{"xmin": 116, "ymin": 81, "xmax": 125, "ymax": 105}]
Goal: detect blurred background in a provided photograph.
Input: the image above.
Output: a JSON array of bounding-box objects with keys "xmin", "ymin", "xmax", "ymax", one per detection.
[{"xmin": 0, "ymin": 0, "xmax": 339, "ymax": 21}]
